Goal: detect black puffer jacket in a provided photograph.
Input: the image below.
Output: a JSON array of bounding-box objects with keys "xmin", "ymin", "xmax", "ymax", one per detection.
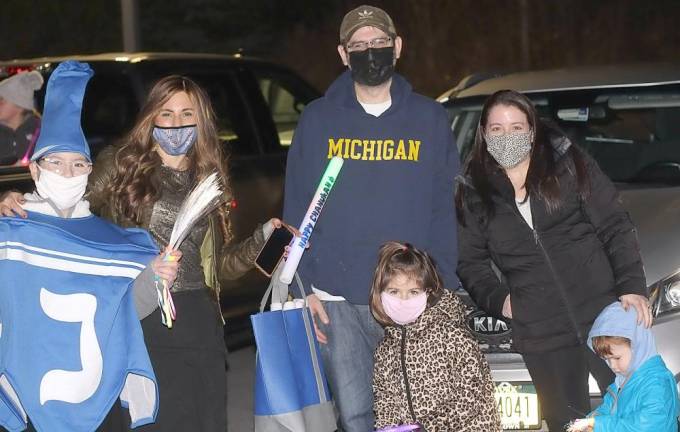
[{"xmin": 457, "ymin": 136, "xmax": 646, "ymax": 353}]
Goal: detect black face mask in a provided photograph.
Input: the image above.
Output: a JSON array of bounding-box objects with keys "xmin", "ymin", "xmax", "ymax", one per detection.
[{"xmin": 348, "ymin": 46, "xmax": 395, "ymax": 87}]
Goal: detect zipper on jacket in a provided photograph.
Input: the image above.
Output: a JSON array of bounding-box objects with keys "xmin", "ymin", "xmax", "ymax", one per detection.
[
  {"xmin": 532, "ymin": 228, "xmax": 584, "ymax": 343},
  {"xmin": 501, "ymin": 199, "xmax": 584, "ymax": 343},
  {"xmin": 399, "ymin": 326, "xmax": 417, "ymax": 423},
  {"xmin": 607, "ymin": 386, "xmax": 619, "ymax": 414}
]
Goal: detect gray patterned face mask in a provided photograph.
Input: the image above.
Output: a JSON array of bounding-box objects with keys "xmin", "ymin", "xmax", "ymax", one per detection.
[{"xmin": 485, "ymin": 131, "xmax": 533, "ymax": 168}]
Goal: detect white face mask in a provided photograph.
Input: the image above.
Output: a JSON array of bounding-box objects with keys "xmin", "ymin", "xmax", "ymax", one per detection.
[{"xmin": 35, "ymin": 165, "xmax": 88, "ymax": 210}]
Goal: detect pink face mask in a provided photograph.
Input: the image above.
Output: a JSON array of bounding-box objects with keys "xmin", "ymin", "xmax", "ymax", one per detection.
[{"xmin": 380, "ymin": 292, "xmax": 428, "ymax": 325}]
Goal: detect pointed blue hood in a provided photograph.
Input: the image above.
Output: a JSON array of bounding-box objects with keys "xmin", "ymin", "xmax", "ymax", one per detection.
[
  {"xmin": 31, "ymin": 61, "xmax": 93, "ymax": 161},
  {"xmin": 587, "ymin": 301, "xmax": 657, "ymax": 387}
]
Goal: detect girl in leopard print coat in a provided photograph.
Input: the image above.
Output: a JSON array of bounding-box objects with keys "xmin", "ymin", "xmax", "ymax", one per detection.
[{"xmin": 370, "ymin": 242, "xmax": 501, "ymax": 432}]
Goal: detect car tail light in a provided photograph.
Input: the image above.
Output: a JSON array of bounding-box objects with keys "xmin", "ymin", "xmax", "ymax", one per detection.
[
  {"xmin": 650, "ymin": 272, "xmax": 680, "ymax": 316},
  {"xmin": 0, "ymin": 65, "xmax": 35, "ymax": 78}
]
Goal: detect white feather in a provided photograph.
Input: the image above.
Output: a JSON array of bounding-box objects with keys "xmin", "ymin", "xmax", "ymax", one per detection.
[{"xmin": 168, "ymin": 171, "xmax": 226, "ymax": 249}]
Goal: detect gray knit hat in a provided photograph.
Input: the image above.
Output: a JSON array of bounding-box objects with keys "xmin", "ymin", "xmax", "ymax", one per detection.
[{"xmin": 0, "ymin": 71, "xmax": 44, "ymax": 111}]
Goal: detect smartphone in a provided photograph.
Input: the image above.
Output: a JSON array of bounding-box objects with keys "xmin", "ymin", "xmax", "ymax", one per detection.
[{"xmin": 254, "ymin": 225, "xmax": 295, "ymax": 277}]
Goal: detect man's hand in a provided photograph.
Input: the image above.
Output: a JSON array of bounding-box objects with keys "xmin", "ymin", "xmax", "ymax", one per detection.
[
  {"xmin": 0, "ymin": 191, "xmax": 27, "ymax": 218},
  {"xmin": 307, "ymin": 294, "xmax": 329, "ymax": 344},
  {"xmin": 502, "ymin": 294, "xmax": 513, "ymax": 319},
  {"xmin": 619, "ymin": 293, "xmax": 653, "ymax": 328}
]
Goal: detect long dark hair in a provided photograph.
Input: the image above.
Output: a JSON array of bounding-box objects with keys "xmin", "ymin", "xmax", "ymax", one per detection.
[{"xmin": 455, "ymin": 89, "xmax": 590, "ymax": 225}]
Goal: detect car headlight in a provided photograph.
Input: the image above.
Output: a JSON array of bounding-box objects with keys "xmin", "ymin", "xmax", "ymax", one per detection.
[{"xmin": 649, "ymin": 272, "xmax": 680, "ymax": 316}]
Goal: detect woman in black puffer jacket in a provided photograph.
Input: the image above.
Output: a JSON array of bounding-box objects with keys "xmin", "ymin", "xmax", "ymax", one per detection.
[{"xmin": 455, "ymin": 90, "xmax": 650, "ymax": 432}]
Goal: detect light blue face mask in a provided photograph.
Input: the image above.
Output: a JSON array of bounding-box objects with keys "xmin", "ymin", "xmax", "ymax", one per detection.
[{"xmin": 153, "ymin": 125, "xmax": 197, "ymax": 156}]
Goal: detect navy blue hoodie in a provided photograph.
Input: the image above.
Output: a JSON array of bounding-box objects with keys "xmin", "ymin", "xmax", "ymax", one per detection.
[{"xmin": 283, "ymin": 70, "xmax": 459, "ymax": 304}]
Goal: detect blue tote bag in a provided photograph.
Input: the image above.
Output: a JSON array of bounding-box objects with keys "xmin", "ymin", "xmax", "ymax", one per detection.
[{"xmin": 250, "ymin": 272, "xmax": 336, "ymax": 432}]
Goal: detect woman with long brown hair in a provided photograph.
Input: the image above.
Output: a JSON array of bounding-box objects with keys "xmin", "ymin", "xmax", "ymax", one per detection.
[
  {"xmin": 456, "ymin": 89, "xmax": 650, "ymax": 431},
  {"xmin": 86, "ymin": 75, "xmax": 280, "ymax": 431}
]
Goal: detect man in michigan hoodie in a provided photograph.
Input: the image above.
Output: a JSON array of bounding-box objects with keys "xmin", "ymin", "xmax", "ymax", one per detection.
[{"xmin": 282, "ymin": 5, "xmax": 459, "ymax": 431}]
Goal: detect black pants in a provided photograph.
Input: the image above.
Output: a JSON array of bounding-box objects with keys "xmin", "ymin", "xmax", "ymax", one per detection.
[{"xmin": 523, "ymin": 344, "xmax": 614, "ymax": 432}]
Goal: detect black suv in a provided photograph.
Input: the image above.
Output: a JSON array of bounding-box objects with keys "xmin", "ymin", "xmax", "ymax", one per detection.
[{"xmin": 0, "ymin": 52, "xmax": 320, "ymax": 326}]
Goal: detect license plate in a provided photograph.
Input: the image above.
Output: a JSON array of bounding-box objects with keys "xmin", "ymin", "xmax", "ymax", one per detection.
[{"xmin": 494, "ymin": 382, "xmax": 541, "ymax": 430}]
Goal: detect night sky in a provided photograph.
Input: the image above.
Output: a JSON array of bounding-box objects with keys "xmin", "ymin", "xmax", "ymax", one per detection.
[{"xmin": 3, "ymin": 0, "xmax": 680, "ymax": 97}]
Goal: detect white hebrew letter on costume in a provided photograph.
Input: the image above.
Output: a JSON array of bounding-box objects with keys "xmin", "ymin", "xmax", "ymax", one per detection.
[{"xmin": 39, "ymin": 288, "xmax": 102, "ymax": 405}]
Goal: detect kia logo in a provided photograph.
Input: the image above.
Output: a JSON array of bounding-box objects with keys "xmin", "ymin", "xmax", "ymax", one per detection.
[{"xmin": 467, "ymin": 311, "xmax": 511, "ymax": 336}]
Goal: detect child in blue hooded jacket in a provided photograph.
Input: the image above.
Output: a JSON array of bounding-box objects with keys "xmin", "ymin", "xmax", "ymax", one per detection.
[{"xmin": 568, "ymin": 301, "xmax": 679, "ymax": 431}]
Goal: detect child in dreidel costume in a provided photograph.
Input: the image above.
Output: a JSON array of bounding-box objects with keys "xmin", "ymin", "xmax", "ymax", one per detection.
[
  {"xmin": 0, "ymin": 60, "xmax": 179, "ymax": 432},
  {"xmin": 568, "ymin": 301, "xmax": 679, "ymax": 431}
]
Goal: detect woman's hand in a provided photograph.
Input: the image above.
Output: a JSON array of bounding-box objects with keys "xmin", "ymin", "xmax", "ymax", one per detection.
[
  {"xmin": 619, "ymin": 293, "xmax": 653, "ymax": 328},
  {"xmin": 502, "ymin": 294, "xmax": 513, "ymax": 319},
  {"xmin": 263, "ymin": 218, "xmax": 283, "ymax": 237},
  {"xmin": 151, "ymin": 247, "xmax": 182, "ymax": 286},
  {"xmin": 0, "ymin": 191, "xmax": 27, "ymax": 218},
  {"xmin": 264, "ymin": 218, "xmax": 309, "ymax": 258}
]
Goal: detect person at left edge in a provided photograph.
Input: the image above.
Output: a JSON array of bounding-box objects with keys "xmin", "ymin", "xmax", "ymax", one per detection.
[
  {"xmin": 0, "ymin": 60, "xmax": 180, "ymax": 432},
  {"xmin": 0, "ymin": 70, "xmax": 44, "ymax": 165}
]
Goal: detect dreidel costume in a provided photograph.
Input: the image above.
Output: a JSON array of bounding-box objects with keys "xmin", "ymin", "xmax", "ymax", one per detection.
[{"xmin": 0, "ymin": 61, "xmax": 160, "ymax": 432}]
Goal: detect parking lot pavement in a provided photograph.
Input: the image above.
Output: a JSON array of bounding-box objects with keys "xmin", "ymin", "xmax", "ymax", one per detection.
[{"xmin": 227, "ymin": 345, "xmax": 256, "ymax": 431}]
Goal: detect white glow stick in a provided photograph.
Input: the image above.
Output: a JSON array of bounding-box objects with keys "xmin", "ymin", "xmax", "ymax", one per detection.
[{"xmin": 279, "ymin": 156, "xmax": 344, "ymax": 284}]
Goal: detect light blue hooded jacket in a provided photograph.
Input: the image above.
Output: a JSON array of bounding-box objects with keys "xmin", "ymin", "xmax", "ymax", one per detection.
[{"xmin": 587, "ymin": 302, "xmax": 679, "ymax": 431}]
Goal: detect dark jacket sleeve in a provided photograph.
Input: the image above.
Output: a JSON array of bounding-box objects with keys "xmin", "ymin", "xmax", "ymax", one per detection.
[
  {"xmin": 581, "ymin": 154, "xmax": 647, "ymax": 298},
  {"xmin": 427, "ymin": 108, "xmax": 460, "ymax": 290},
  {"xmin": 457, "ymin": 202, "xmax": 510, "ymax": 318},
  {"xmin": 218, "ymin": 224, "xmax": 266, "ymax": 280}
]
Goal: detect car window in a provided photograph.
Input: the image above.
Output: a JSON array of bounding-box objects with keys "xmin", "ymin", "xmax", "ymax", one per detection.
[
  {"xmin": 447, "ymin": 86, "xmax": 680, "ymax": 183},
  {"xmin": 253, "ymin": 70, "xmax": 317, "ymax": 149},
  {"xmin": 182, "ymin": 73, "xmax": 257, "ymax": 156},
  {"xmin": 552, "ymin": 91, "xmax": 680, "ymax": 183},
  {"xmin": 448, "ymin": 102, "xmax": 482, "ymax": 158},
  {"xmin": 257, "ymin": 77, "xmax": 303, "ymax": 147},
  {"xmin": 81, "ymin": 74, "xmax": 137, "ymax": 156}
]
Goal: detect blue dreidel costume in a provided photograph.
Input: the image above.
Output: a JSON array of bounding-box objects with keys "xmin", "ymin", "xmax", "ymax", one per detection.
[{"xmin": 0, "ymin": 61, "xmax": 161, "ymax": 432}]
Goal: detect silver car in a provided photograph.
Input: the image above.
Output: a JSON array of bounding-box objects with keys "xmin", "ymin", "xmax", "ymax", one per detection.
[{"xmin": 440, "ymin": 63, "xmax": 680, "ymax": 431}]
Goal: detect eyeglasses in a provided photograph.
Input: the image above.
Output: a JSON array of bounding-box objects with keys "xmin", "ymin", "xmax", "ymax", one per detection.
[
  {"xmin": 39, "ymin": 157, "xmax": 93, "ymax": 176},
  {"xmin": 345, "ymin": 37, "xmax": 393, "ymax": 52}
]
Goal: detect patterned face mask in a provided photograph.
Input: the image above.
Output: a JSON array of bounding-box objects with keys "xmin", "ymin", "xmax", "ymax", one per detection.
[
  {"xmin": 153, "ymin": 125, "xmax": 197, "ymax": 156},
  {"xmin": 485, "ymin": 131, "xmax": 533, "ymax": 168}
]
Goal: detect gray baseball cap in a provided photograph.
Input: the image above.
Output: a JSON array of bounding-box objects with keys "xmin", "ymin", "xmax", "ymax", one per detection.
[{"xmin": 339, "ymin": 5, "xmax": 396, "ymax": 43}]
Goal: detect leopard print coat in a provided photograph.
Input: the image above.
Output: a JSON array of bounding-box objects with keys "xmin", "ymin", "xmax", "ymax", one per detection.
[{"xmin": 373, "ymin": 290, "xmax": 502, "ymax": 432}]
